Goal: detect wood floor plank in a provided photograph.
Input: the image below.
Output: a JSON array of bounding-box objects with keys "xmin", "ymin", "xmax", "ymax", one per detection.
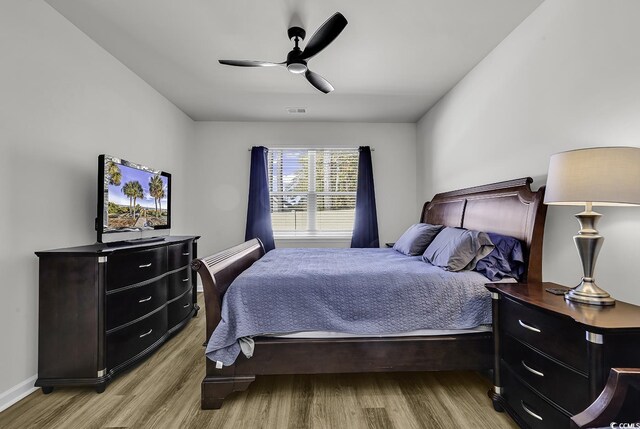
[
  {"xmin": 261, "ymin": 375, "xmax": 294, "ymax": 428},
  {"xmin": 0, "ymin": 294, "xmax": 517, "ymax": 429},
  {"xmin": 363, "ymin": 408, "xmax": 394, "ymax": 429},
  {"xmin": 374, "ymin": 377, "xmax": 424, "ymax": 429},
  {"xmin": 395, "ymin": 372, "xmax": 454, "ymax": 429},
  {"xmin": 288, "ymin": 375, "xmax": 314, "ymax": 429},
  {"xmin": 310, "ymin": 374, "xmax": 366, "ymax": 429}
]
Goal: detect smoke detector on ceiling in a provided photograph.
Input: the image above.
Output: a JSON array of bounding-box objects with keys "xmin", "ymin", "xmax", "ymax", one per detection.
[{"xmin": 286, "ymin": 107, "xmax": 307, "ymax": 114}]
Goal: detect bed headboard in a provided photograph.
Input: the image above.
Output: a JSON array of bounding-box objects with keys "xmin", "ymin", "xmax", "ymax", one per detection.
[{"xmin": 420, "ymin": 177, "xmax": 547, "ymax": 283}]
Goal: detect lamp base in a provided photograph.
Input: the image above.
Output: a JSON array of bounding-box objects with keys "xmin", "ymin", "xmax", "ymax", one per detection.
[
  {"xmin": 565, "ymin": 279, "xmax": 615, "ymax": 306},
  {"xmin": 565, "ymin": 207, "xmax": 615, "ymax": 306}
]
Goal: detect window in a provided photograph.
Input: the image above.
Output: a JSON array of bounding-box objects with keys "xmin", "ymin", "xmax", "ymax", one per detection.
[{"xmin": 267, "ymin": 148, "xmax": 358, "ymax": 236}]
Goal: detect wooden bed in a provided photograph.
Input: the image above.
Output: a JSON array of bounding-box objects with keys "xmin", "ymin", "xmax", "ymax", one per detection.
[{"xmin": 192, "ymin": 177, "xmax": 547, "ymax": 409}]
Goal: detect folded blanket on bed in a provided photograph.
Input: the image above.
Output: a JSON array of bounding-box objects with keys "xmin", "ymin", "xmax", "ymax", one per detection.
[{"xmin": 205, "ymin": 248, "xmax": 493, "ymax": 366}]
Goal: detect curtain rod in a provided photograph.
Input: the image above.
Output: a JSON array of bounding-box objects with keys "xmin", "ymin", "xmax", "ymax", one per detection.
[{"xmin": 248, "ymin": 147, "xmax": 374, "ymax": 151}]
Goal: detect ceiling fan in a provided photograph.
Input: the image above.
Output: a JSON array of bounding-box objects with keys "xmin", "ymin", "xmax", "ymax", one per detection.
[{"xmin": 219, "ymin": 12, "xmax": 348, "ymax": 94}]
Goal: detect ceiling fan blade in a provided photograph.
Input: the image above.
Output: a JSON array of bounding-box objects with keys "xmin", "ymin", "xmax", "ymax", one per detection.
[
  {"xmin": 218, "ymin": 60, "xmax": 284, "ymax": 67},
  {"xmin": 305, "ymin": 70, "xmax": 334, "ymax": 94},
  {"xmin": 301, "ymin": 12, "xmax": 347, "ymax": 60}
]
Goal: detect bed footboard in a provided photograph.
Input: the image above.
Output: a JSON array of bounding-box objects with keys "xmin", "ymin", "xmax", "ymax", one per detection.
[
  {"xmin": 191, "ymin": 238, "xmax": 265, "ymax": 410},
  {"xmin": 191, "ymin": 238, "xmax": 265, "ymax": 341}
]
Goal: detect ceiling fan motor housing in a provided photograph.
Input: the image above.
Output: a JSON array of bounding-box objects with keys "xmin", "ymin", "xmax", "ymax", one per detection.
[{"xmin": 286, "ymin": 48, "xmax": 308, "ymax": 74}]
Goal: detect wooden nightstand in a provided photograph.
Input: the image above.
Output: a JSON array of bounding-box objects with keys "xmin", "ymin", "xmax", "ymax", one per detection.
[{"xmin": 486, "ymin": 282, "xmax": 640, "ymax": 429}]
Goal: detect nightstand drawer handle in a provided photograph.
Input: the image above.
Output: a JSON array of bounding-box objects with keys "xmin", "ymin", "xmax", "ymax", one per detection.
[
  {"xmin": 139, "ymin": 263, "xmax": 152, "ymax": 268},
  {"xmin": 139, "ymin": 329, "xmax": 153, "ymax": 338},
  {"xmin": 138, "ymin": 296, "xmax": 152, "ymax": 303},
  {"xmin": 520, "ymin": 401, "xmax": 543, "ymax": 421},
  {"xmin": 182, "ymin": 252, "xmax": 190, "ymax": 256},
  {"xmin": 521, "ymin": 360, "xmax": 544, "ymax": 377},
  {"xmin": 182, "ymin": 278, "xmax": 189, "ymax": 282},
  {"xmin": 183, "ymin": 303, "xmax": 191, "ymax": 308},
  {"xmin": 518, "ymin": 319, "xmax": 541, "ymax": 333}
]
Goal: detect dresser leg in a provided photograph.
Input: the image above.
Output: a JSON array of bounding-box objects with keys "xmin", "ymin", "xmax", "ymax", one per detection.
[
  {"xmin": 41, "ymin": 386, "xmax": 54, "ymax": 395},
  {"xmin": 492, "ymin": 398, "xmax": 504, "ymax": 412},
  {"xmin": 95, "ymin": 383, "xmax": 106, "ymax": 394},
  {"xmin": 488, "ymin": 387, "xmax": 505, "ymax": 412}
]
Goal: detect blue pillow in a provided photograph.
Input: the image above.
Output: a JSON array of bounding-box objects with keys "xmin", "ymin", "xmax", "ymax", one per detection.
[
  {"xmin": 393, "ymin": 223, "xmax": 444, "ymax": 256},
  {"xmin": 475, "ymin": 232, "xmax": 525, "ymax": 281}
]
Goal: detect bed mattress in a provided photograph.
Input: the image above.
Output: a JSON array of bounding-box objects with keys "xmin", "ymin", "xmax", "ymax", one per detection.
[{"xmin": 267, "ymin": 325, "xmax": 492, "ymax": 339}]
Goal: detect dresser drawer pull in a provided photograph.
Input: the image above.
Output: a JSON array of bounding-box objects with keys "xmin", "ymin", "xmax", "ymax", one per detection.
[
  {"xmin": 520, "ymin": 401, "xmax": 543, "ymax": 421},
  {"xmin": 518, "ymin": 319, "xmax": 541, "ymax": 333},
  {"xmin": 521, "ymin": 360, "xmax": 544, "ymax": 377},
  {"xmin": 138, "ymin": 296, "xmax": 152, "ymax": 303},
  {"xmin": 182, "ymin": 278, "xmax": 189, "ymax": 282},
  {"xmin": 182, "ymin": 252, "xmax": 190, "ymax": 256},
  {"xmin": 139, "ymin": 329, "xmax": 153, "ymax": 338},
  {"xmin": 139, "ymin": 263, "xmax": 152, "ymax": 268},
  {"xmin": 183, "ymin": 303, "xmax": 191, "ymax": 308}
]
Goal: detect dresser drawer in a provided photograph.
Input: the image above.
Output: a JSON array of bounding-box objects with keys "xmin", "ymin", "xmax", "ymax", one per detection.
[
  {"xmin": 502, "ymin": 335, "xmax": 589, "ymax": 415},
  {"xmin": 501, "ymin": 297, "xmax": 586, "ymax": 372},
  {"xmin": 106, "ymin": 247, "xmax": 166, "ymax": 290},
  {"xmin": 503, "ymin": 365, "xmax": 569, "ymax": 429},
  {"xmin": 107, "ymin": 307, "xmax": 167, "ymax": 370},
  {"xmin": 167, "ymin": 267, "xmax": 191, "ymax": 299},
  {"xmin": 168, "ymin": 290, "xmax": 193, "ymax": 328},
  {"xmin": 106, "ymin": 278, "xmax": 167, "ymax": 330},
  {"xmin": 168, "ymin": 242, "xmax": 192, "ymax": 271}
]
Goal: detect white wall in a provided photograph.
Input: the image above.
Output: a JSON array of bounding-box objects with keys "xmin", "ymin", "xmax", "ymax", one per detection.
[
  {"xmin": 0, "ymin": 0, "xmax": 194, "ymax": 407},
  {"xmin": 416, "ymin": 0, "xmax": 640, "ymax": 304},
  {"xmin": 191, "ymin": 122, "xmax": 417, "ymax": 257}
]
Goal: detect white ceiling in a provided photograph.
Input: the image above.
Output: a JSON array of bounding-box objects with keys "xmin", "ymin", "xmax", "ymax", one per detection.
[{"xmin": 45, "ymin": 0, "xmax": 542, "ymax": 122}]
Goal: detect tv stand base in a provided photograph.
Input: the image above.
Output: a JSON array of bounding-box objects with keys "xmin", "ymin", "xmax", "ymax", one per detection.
[
  {"xmin": 124, "ymin": 236, "xmax": 165, "ymax": 245},
  {"xmin": 103, "ymin": 236, "xmax": 166, "ymax": 247}
]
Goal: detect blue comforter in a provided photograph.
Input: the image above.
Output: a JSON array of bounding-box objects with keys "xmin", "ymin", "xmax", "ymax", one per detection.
[{"xmin": 205, "ymin": 248, "xmax": 492, "ymax": 365}]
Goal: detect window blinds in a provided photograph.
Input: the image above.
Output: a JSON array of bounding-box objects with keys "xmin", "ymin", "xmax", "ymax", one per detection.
[{"xmin": 267, "ymin": 148, "xmax": 358, "ymax": 234}]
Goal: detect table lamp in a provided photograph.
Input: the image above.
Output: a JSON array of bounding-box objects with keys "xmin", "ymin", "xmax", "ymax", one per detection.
[{"xmin": 544, "ymin": 147, "xmax": 640, "ymax": 306}]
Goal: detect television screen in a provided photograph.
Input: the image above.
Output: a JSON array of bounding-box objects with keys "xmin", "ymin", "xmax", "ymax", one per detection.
[{"xmin": 97, "ymin": 155, "xmax": 171, "ymax": 241}]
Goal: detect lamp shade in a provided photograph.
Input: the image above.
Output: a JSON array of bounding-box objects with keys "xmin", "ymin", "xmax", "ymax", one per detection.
[{"xmin": 544, "ymin": 147, "xmax": 640, "ymax": 206}]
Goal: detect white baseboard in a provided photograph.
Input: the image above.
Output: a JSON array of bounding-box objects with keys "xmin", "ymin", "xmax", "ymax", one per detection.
[
  {"xmin": 0, "ymin": 375, "xmax": 38, "ymax": 413},
  {"xmin": 197, "ymin": 277, "xmax": 203, "ymax": 293}
]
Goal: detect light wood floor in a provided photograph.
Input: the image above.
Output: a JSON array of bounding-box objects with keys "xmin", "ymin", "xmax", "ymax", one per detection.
[{"xmin": 0, "ymin": 294, "xmax": 517, "ymax": 429}]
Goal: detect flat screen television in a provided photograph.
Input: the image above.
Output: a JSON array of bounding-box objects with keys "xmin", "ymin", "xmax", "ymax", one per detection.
[{"xmin": 96, "ymin": 154, "xmax": 171, "ymax": 243}]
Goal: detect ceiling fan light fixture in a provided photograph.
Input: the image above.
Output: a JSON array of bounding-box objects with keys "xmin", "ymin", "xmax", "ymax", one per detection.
[{"xmin": 287, "ymin": 62, "xmax": 308, "ymax": 74}]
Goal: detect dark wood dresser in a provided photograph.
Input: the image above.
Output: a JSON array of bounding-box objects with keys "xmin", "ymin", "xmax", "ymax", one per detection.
[
  {"xmin": 486, "ymin": 282, "xmax": 640, "ymax": 429},
  {"xmin": 35, "ymin": 235, "xmax": 199, "ymax": 393}
]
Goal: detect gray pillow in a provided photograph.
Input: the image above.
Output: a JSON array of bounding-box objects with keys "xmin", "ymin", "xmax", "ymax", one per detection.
[
  {"xmin": 393, "ymin": 223, "xmax": 444, "ymax": 256},
  {"xmin": 422, "ymin": 227, "xmax": 494, "ymax": 271}
]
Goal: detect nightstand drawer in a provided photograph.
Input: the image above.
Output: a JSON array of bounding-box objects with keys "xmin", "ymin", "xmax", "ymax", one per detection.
[
  {"xmin": 503, "ymin": 365, "xmax": 569, "ymax": 429},
  {"xmin": 502, "ymin": 335, "xmax": 589, "ymax": 414},
  {"xmin": 501, "ymin": 296, "xmax": 586, "ymax": 372}
]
